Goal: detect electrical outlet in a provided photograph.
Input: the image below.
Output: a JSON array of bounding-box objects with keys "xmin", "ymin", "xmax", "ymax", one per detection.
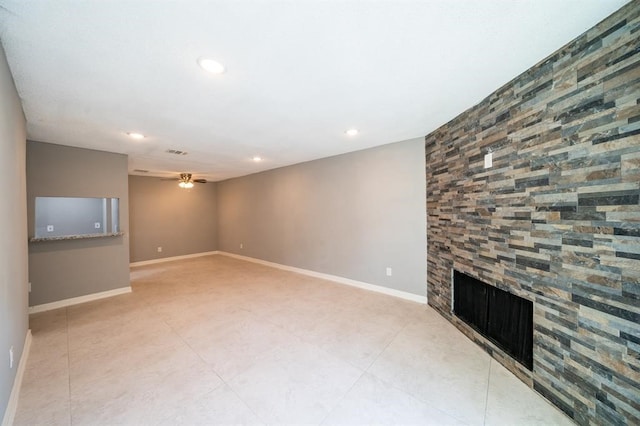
[
  {"xmin": 28, "ymin": 282, "xmax": 31, "ymax": 293},
  {"xmin": 157, "ymin": 246, "xmax": 162, "ymax": 253},
  {"xmin": 386, "ymin": 267, "xmax": 393, "ymax": 276},
  {"xmin": 9, "ymin": 346, "xmax": 14, "ymax": 369},
  {"xmin": 46, "ymin": 225, "xmax": 54, "ymax": 232},
  {"xmin": 94, "ymin": 222, "xmax": 101, "ymax": 229},
  {"xmin": 240, "ymin": 243, "xmax": 243, "ymax": 249}
]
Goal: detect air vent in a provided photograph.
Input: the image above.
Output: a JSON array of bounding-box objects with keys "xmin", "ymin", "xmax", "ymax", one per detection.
[
  {"xmin": 166, "ymin": 149, "xmax": 188, "ymax": 156},
  {"xmin": 133, "ymin": 169, "xmax": 149, "ymax": 173}
]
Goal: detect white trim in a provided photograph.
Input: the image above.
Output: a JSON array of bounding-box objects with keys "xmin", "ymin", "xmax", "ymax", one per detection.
[
  {"xmin": 218, "ymin": 251, "xmax": 427, "ymax": 304},
  {"xmin": 28, "ymin": 287, "xmax": 132, "ymax": 314},
  {"xmin": 2, "ymin": 330, "xmax": 32, "ymax": 426},
  {"xmin": 130, "ymin": 251, "xmax": 219, "ymax": 267}
]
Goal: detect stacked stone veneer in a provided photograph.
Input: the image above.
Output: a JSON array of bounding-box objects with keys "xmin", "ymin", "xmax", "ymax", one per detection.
[{"xmin": 425, "ymin": 3, "xmax": 639, "ymax": 425}]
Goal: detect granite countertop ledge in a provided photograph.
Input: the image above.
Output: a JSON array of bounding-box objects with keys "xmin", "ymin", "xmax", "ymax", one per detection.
[{"xmin": 29, "ymin": 232, "xmax": 125, "ymax": 242}]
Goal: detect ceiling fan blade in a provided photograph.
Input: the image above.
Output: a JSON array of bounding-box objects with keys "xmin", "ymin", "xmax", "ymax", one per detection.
[{"xmin": 193, "ymin": 179, "xmax": 207, "ymax": 183}]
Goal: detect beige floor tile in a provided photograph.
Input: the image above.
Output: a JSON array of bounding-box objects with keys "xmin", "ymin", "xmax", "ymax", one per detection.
[
  {"xmin": 70, "ymin": 353, "xmax": 223, "ymax": 425},
  {"xmin": 68, "ymin": 323, "xmax": 188, "ymax": 387},
  {"xmin": 69, "ymin": 322, "xmax": 214, "ymax": 389},
  {"xmin": 14, "ymin": 308, "xmax": 70, "ymax": 426},
  {"xmin": 29, "ymin": 308, "xmax": 68, "ymax": 333},
  {"xmin": 14, "ymin": 255, "xmax": 574, "ymax": 426},
  {"xmin": 157, "ymin": 384, "xmax": 265, "ymax": 425},
  {"xmin": 368, "ymin": 315, "xmax": 492, "ymax": 425},
  {"xmin": 322, "ymin": 373, "xmax": 467, "ymax": 426},
  {"xmin": 295, "ymin": 305, "xmax": 409, "ymax": 370},
  {"xmin": 484, "ymin": 360, "xmax": 574, "ymax": 426},
  {"xmin": 13, "ymin": 367, "xmax": 70, "ymax": 426},
  {"xmin": 228, "ymin": 339, "xmax": 364, "ymax": 424},
  {"xmin": 154, "ymin": 292, "xmax": 250, "ymax": 331},
  {"xmin": 174, "ymin": 309, "xmax": 297, "ymax": 381}
]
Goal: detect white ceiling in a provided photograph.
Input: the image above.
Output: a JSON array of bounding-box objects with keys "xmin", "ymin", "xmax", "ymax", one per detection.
[{"xmin": 0, "ymin": 0, "xmax": 629, "ymax": 181}]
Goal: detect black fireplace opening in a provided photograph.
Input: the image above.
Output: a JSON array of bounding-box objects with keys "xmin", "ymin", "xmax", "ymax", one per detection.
[{"xmin": 453, "ymin": 270, "xmax": 533, "ymax": 370}]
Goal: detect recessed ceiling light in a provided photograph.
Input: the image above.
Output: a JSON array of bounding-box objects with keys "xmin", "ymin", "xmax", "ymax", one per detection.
[
  {"xmin": 345, "ymin": 128, "xmax": 359, "ymax": 136},
  {"xmin": 127, "ymin": 132, "xmax": 145, "ymax": 140},
  {"xmin": 252, "ymin": 156, "xmax": 262, "ymax": 162},
  {"xmin": 198, "ymin": 57, "xmax": 225, "ymax": 74}
]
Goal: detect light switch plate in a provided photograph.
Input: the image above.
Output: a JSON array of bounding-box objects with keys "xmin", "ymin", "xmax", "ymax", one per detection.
[{"xmin": 484, "ymin": 152, "xmax": 493, "ymax": 169}]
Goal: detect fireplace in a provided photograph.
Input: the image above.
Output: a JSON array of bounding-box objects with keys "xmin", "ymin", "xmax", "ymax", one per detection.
[{"xmin": 453, "ymin": 270, "xmax": 533, "ymax": 370}]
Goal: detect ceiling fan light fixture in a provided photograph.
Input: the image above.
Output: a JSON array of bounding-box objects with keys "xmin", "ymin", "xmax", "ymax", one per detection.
[
  {"xmin": 178, "ymin": 172, "xmax": 195, "ymax": 189},
  {"xmin": 252, "ymin": 156, "xmax": 262, "ymax": 162},
  {"xmin": 198, "ymin": 57, "xmax": 225, "ymax": 74}
]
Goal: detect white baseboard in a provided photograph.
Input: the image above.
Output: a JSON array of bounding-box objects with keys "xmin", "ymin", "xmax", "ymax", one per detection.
[
  {"xmin": 218, "ymin": 251, "xmax": 427, "ymax": 304},
  {"xmin": 2, "ymin": 330, "xmax": 32, "ymax": 426},
  {"xmin": 28, "ymin": 287, "xmax": 132, "ymax": 314},
  {"xmin": 130, "ymin": 250, "xmax": 219, "ymax": 267}
]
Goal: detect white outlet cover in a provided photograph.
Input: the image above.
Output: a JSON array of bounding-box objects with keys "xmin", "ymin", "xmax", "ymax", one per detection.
[
  {"xmin": 484, "ymin": 152, "xmax": 493, "ymax": 168},
  {"xmin": 386, "ymin": 267, "xmax": 393, "ymax": 276},
  {"xmin": 9, "ymin": 346, "xmax": 13, "ymax": 369}
]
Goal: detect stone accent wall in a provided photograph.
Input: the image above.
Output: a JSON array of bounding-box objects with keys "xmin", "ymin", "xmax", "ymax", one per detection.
[{"xmin": 425, "ymin": 3, "xmax": 640, "ymax": 425}]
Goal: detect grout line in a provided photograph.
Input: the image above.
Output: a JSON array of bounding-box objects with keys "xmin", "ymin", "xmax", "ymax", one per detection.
[
  {"xmin": 317, "ymin": 369, "xmax": 367, "ymax": 426},
  {"xmin": 134, "ymin": 288, "xmax": 206, "ymax": 367},
  {"xmin": 140, "ymin": 293, "xmax": 270, "ymax": 424},
  {"xmin": 362, "ymin": 312, "xmax": 412, "ymax": 372},
  {"xmin": 226, "ymin": 382, "xmax": 266, "ymax": 424},
  {"xmin": 134, "ymin": 292, "xmax": 269, "ymax": 424},
  {"xmin": 162, "ymin": 314, "xmax": 224, "ymax": 382},
  {"xmin": 483, "ymin": 358, "xmax": 492, "ymax": 426},
  {"xmin": 137, "ymin": 297, "xmax": 221, "ymax": 424},
  {"xmin": 316, "ymin": 316, "xmax": 416, "ymax": 425},
  {"xmin": 361, "ymin": 310, "xmax": 475, "ymax": 425}
]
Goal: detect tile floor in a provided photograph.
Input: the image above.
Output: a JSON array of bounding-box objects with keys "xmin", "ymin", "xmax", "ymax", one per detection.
[{"xmin": 14, "ymin": 255, "xmax": 573, "ymax": 425}]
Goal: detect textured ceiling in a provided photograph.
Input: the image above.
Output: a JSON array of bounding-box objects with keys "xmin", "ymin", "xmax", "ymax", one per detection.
[{"xmin": 0, "ymin": 0, "xmax": 629, "ymax": 181}]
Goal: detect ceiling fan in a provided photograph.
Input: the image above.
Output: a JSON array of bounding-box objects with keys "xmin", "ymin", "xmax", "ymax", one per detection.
[{"xmin": 165, "ymin": 173, "xmax": 207, "ymax": 188}]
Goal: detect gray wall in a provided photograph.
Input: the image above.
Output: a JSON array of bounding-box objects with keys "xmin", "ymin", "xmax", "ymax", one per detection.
[
  {"xmin": 0, "ymin": 43, "xmax": 28, "ymax": 422},
  {"xmin": 129, "ymin": 175, "xmax": 218, "ymax": 262},
  {"xmin": 27, "ymin": 141, "xmax": 130, "ymax": 306},
  {"xmin": 217, "ymin": 138, "xmax": 427, "ymax": 297}
]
